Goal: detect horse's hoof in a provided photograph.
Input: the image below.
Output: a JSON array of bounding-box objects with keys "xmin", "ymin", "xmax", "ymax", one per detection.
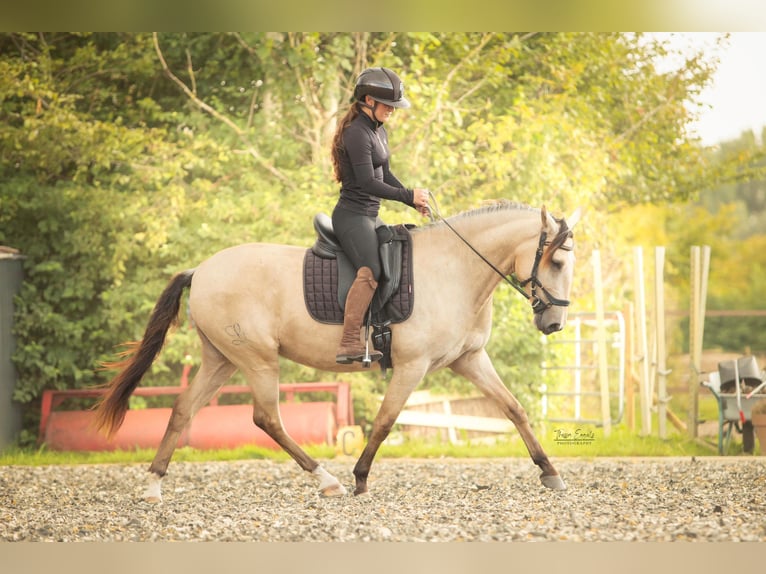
[
  {"xmin": 540, "ymin": 474, "xmax": 567, "ymax": 491},
  {"xmin": 320, "ymin": 483, "xmax": 348, "ymax": 497},
  {"xmin": 144, "ymin": 474, "xmax": 163, "ymax": 502}
]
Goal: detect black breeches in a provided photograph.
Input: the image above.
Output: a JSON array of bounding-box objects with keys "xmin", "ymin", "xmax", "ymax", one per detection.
[{"xmin": 331, "ymin": 206, "xmax": 382, "ymax": 281}]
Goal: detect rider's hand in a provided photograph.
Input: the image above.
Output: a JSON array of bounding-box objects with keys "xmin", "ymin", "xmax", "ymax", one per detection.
[
  {"xmin": 413, "ymin": 188, "xmax": 430, "ymax": 218},
  {"xmin": 413, "ymin": 188, "xmax": 430, "ymax": 208}
]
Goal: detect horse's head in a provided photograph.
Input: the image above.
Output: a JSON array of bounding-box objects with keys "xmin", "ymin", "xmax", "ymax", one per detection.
[{"xmin": 514, "ymin": 206, "xmax": 582, "ymax": 335}]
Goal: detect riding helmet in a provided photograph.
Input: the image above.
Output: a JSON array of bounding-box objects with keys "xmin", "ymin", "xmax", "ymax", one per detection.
[{"xmin": 354, "ymin": 67, "xmax": 411, "ymax": 109}]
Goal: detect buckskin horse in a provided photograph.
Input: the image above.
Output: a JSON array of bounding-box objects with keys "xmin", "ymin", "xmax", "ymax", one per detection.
[{"xmin": 95, "ymin": 200, "xmax": 582, "ymax": 502}]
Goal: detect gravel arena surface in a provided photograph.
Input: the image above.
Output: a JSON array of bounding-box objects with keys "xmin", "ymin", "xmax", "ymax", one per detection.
[{"xmin": 2, "ymin": 457, "xmax": 765, "ymax": 542}]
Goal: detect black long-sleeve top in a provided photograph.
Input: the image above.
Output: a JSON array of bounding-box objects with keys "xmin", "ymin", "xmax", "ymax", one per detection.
[{"xmin": 335, "ymin": 112, "xmax": 415, "ymax": 217}]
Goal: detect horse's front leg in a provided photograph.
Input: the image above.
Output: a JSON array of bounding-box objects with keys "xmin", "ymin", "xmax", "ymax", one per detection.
[
  {"xmin": 450, "ymin": 348, "xmax": 566, "ymax": 491},
  {"xmin": 245, "ymin": 364, "xmax": 346, "ymax": 497},
  {"xmin": 353, "ymin": 364, "xmax": 427, "ymax": 495}
]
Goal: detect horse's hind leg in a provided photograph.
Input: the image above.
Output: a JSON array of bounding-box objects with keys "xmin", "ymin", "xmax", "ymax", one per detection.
[
  {"xmin": 144, "ymin": 332, "xmax": 237, "ymax": 502},
  {"xmin": 450, "ymin": 349, "xmax": 566, "ymax": 491},
  {"xmin": 244, "ymin": 364, "xmax": 347, "ymax": 497}
]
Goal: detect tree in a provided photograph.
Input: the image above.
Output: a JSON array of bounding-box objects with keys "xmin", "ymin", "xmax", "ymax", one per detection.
[{"xmin": 0, "ymin": 32, "xmax": 729, "ymax": 438}]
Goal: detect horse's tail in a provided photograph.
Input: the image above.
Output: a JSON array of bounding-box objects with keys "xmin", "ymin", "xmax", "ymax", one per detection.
[{"xmin": 93, "ymin": 269, "xmax": 195, "ymax": 437}]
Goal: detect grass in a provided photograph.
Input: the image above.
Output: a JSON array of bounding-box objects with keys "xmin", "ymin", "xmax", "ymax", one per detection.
[
  {"xmin": 0, "ymin": 444, "xmax": 326, "ymax": 466},
  {"xmin": 381, "ymin": 423, "xmax": 717, "ymax": 459},
  {"xmin": 0, "ymin": 421, "xmax": 722, "ymax": 467}
]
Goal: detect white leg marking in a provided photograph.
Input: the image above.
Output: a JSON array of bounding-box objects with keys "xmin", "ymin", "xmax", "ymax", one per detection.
[
  {"xmin": 312, "ymin": 465, "xmax": 347, "ymax": 497},
  {"xmin": 144, "ymin": 473, "xmax": 163, "ymax": 503},
  {"xmin": 540, "ymin": 473, "xmax": 567, "ymax": 491}
]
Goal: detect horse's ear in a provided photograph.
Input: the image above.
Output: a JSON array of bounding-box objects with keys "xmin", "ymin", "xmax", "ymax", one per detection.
[
  {"xmin": 566, "ymin": 207, "xmax": 584, "ymax": 230},
  {"xmin": 540, "ymin": 205, "xmax": 557, "ymax": 232}
]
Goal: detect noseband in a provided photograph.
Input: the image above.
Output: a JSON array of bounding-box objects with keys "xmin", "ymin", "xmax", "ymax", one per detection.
[
  {"xmin": 429, "ymin": 198, "xmax": 571, "ymax": 315},
  {"xmin": 508, "ymin": 229, "xmax": 572, "ymax": 315}
]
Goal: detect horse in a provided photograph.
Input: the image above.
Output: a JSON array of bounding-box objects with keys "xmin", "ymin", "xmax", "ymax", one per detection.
[{"xmin": 94, "ymin": 200, "xmax": 582, "ymax": 502}]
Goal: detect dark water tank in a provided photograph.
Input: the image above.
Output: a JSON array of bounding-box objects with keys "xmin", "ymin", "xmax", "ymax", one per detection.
[{"xmin": 0, "ymin": 249, "xmax": 25, "ymax": 449}]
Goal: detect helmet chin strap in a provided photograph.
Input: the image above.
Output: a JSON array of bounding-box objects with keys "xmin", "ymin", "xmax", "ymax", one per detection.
[{"xmin": 359, "ymin": 99, "xmax": 384, "ymax": 125}]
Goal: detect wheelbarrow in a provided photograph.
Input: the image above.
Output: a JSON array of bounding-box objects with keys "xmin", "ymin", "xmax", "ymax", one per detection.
[{"xmin": 702, "ymin": 356, "xmax": 766, "ymax": 454}]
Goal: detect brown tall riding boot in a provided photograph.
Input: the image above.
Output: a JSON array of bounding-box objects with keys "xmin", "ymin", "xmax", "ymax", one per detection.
[{"xmin": 336, "ymin": 266, "xmax": 384, "ymax": 364}]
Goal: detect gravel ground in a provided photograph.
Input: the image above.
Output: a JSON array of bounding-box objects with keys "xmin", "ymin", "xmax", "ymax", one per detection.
[{"xmin": 2, "ymin": 457, "xmax": 765, "ymax": 542}]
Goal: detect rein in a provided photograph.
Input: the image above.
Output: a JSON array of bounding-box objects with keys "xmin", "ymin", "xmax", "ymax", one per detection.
[{"xmin": 426, "ymin": 194, "xmax": 571, "ymax": 314}]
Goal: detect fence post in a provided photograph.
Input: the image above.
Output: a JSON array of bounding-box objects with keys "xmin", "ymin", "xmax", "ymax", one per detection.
[
  {"xmin": 633, "ymin": 247, "xmax": 651, "ymax": 436},
  {"xmin": 688, "ymin": 245, "xmax": 711, "ymax": 439},
  {"xmin": 593, "ymin": 250, "xmax": 611, "ymax": 437},
  {"xmin": 655, "ymin": 247, "xmax": 668, "ymax": 439},
  {"xmin": 624, "ymin": 302, "xmax": 635, "ymax": 432}
]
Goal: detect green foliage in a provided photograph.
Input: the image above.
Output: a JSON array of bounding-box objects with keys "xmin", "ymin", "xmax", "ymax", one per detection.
[
  {"xmin": 0, "ymin": 32, "xmax": 735, "ymax": 440},
  {"xmin": 609, "ymin": 127, "xmax": 766, "ymax": 355}
]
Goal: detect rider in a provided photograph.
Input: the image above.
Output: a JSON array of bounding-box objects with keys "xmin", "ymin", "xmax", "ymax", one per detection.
[{"xmin": 330, "ymin": 66, "xmax": 430, "ymax": 364}]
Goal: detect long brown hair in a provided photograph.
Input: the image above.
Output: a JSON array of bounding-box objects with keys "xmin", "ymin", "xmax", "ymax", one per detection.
[{"xmin": 331, "ymin": 102, "xmax": 361, "ymax": 183}]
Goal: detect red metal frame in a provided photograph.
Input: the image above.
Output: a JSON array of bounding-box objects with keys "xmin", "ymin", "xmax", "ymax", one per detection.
[{"xmin": 39, "ymin": 382, "xmax": 353, "ymax": 444}]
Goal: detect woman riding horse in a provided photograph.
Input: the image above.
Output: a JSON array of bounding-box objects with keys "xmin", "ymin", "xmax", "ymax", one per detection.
[{"xmin": 330, "ymin": 67, "xmax": 430, "ymax": 364}]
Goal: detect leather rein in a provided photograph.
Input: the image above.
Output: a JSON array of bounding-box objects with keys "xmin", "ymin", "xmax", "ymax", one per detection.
[{"xmin": 426, "ymin": 196, "xmax": 572, "ymax": 315}]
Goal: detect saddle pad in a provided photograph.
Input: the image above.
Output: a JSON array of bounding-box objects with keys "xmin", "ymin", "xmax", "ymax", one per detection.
[
  {"xmin": 303, "ymin": 250, "xmax": 345, "ymax": 324},
  {"xmin": 303, "ymin": 239, "xmax": 414, "ymax": 325}
]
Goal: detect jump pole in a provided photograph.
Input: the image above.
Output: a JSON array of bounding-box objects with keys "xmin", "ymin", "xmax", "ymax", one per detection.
[
  {"xmin": 655, "ymin": 247, "xmax": 668, "ymax": 439},
  {"xmin": 633, "ymin": 247, "xmax": 651, "ymax": 436},
  {"xmin": 592, "ymin": 249, "xmax": 611, "ymax": 437},
  {"xmin": 688, "ymin": 245, "xmax": 711, "ymax": 439},
  {"xmin": 623, "ymin": 302, "xmax": 636, "ymax": 432}
]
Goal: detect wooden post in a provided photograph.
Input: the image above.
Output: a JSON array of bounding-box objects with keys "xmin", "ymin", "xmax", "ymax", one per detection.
[
  {"xmin": 573, "ymin": 317, "xmax": 582, "ymax": 421},
  {"xmin": 689, "ymin": 246, "xmax": 700, "ymax": 438},
  {"xmin": 634, "ymin": 247, "xmax": 651, "ymax": 436},
  {"xmin": 655, "ymin": 247, "xmax": 668, "ymax": 439},
  {"xmin": 699, "ymin": 246, "xmax": 711, "ymax": 351},
  {"xmin": 688, "ymin": 246, "xmax": 711, "ymax": 439},
  {"xmin": 624, "ymin": 302, "xmax": 635, "ymax": 432},
  {"xmin": 593, "ymin": 250, "xmax": 611, "ymax": 437}
]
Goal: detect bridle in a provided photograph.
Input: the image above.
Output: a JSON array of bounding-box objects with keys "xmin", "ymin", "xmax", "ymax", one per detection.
[
  {"xmin": 509, "ymin": 228, "xmax": 572, "ymax": 314},
  {"xmin": 427, "ymin": 195, "xmax": 572, "ymax": 315}
]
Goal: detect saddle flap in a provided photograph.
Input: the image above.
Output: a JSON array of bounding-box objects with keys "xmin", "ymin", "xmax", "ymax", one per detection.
[
  {"xmin": 376, "ymin": 224, "xmax": 395, "ymax": 281},
  {"xmin": 372, "ymin": 224, "xmax": 412, "ymax": 324}
]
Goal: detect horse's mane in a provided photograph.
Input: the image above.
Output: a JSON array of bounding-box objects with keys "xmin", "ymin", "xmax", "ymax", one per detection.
[
  {"xmin": 414, "ymin": 199, "xmax": 573, "ymax": 260},
  {"xmin": 455, "ymin": 199, "xmax": 538, "ymax": 219},
  {"xmin": 412, "ymin": 199, "xmax": 537, "ymax": 234}
]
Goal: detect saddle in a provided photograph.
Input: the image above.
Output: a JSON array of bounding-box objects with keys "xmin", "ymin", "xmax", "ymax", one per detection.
[{"xmin": 303, "ymin": 213, "xmax": 415, "ymax": 373}]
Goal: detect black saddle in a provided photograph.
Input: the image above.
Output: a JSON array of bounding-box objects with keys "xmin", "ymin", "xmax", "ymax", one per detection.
[
  {"xmin": 303, "ymin": 213, "xmax": 415, "ymax": 373},
  {"xmin": 310, "ymin": 213, "xmax": 409, "ymax": 313}
]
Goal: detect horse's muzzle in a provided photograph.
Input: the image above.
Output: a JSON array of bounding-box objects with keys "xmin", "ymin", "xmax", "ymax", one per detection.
[
  {"xmin": 535, "ymin": 309, "xmax": 566, "ymax": 335},
  {"xmin": 541, "ymin": 322, "xmax": 562, "ymax": 335}
]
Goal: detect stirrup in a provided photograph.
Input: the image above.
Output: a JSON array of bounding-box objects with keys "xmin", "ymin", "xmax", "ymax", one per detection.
[{"xmin": 335, "ymin": 347, "xmax": 383, "ymax": 366}]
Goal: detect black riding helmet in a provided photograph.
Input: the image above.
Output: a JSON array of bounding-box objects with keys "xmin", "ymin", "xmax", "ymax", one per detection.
[{"xmin": 354, "ymin": 67, "xmax": 411, "ymax": 109}]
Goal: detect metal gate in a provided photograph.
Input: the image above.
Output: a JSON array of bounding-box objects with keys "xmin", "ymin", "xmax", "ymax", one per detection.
[{"xmin": 540, "ymin": 311, "xmax": 625, "ymax": 426}]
